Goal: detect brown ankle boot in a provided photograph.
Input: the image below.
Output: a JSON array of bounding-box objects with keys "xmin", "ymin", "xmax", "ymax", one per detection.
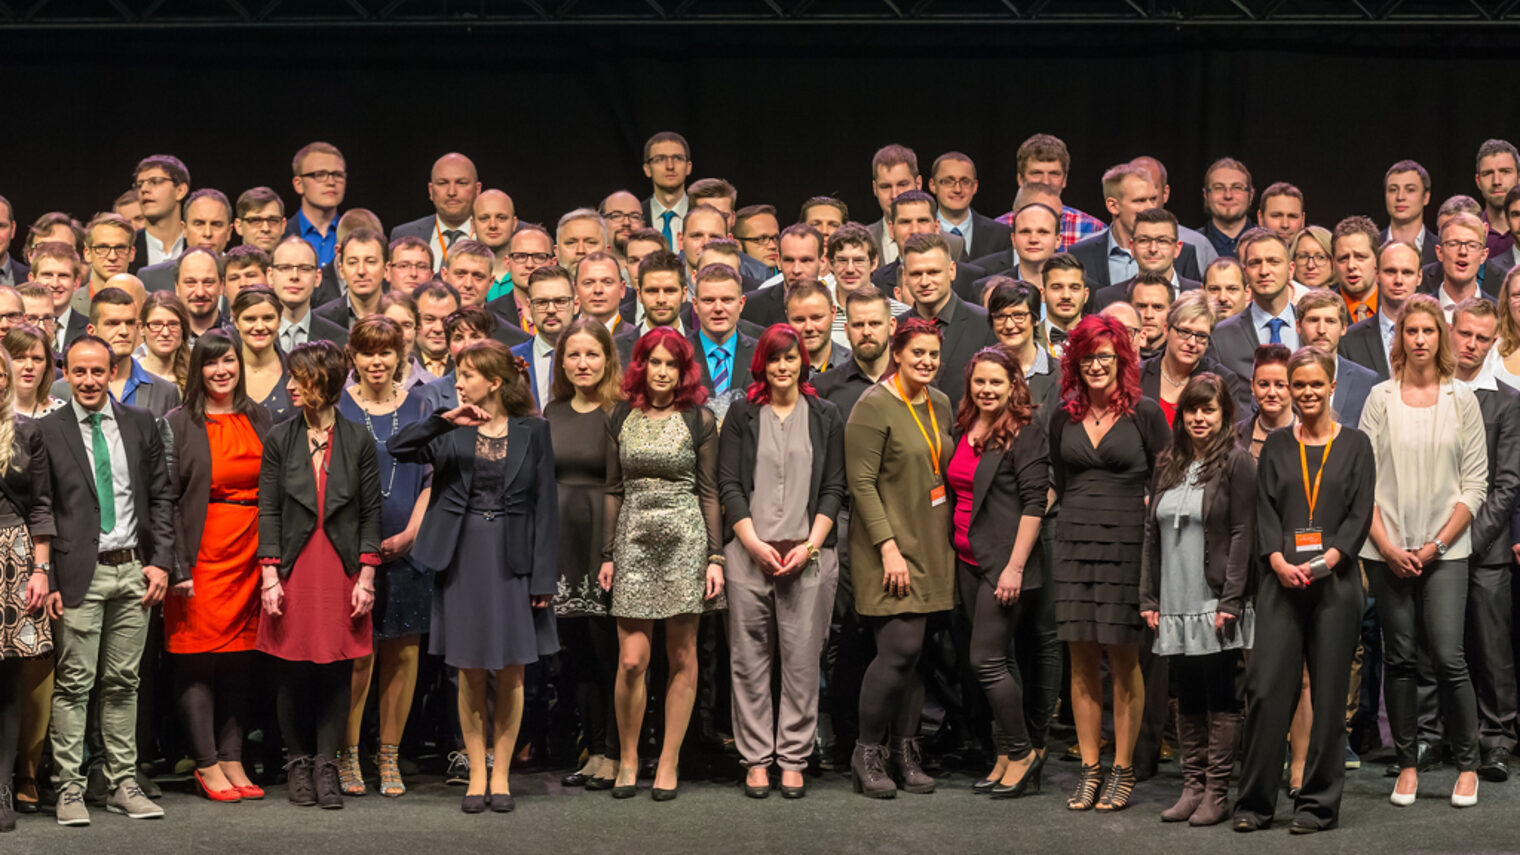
[
  {"xmin": 1190, "ymin": 711, "xmax": 1243, "ymax": 826},
  {"xmin": 1162, "ymin": 713, "xmax": 1209, "ymax": 822},
  {"xmin": 850, "ymin": 742, "xmax": 897, "ymax": 799},
  {"xmin": 889, "ymin": 737, "xmax": 936, "ymax": 794}
]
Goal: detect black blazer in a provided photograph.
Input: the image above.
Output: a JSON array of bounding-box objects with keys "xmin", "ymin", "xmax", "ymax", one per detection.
[
  {"xmin": 314, "ymin": 296, "xmax": 354, "ymax": 331},
  {"xmin": 308, "ymin": 312, "xmax": 351, "ymax": 348},
  {"xmin": 39, "ymin": 401, "xmax": 175, "ymax": 607},
  {"xmin": 946, "ymin": 417, "xmax": 1051, "ymax": 588},
  {"xmin": 3, "ymin": 255, "xmax": 28, "ymax": 284},
  {"xmin": 740, "ymin": 282, "xmax": 787, "ymax": 327},
  {"xmin": 1090, "ymin": 274, "xmax": 1202, "ymax": 313},
  {"xmin": 1207, "ymin": 303, "xmax": 1292, "ymax": 381},
  {"xmin": 165, "ymin": 405, "xmax": 272, "ymax": 583},
  {"xmin": 388, "ymin": 413, "xmax": 558, "ymax": 596},
  {"xmin": 1381, "ymin": 227, "xmax": 1439, "ymax": 269},
  {"xmin": 872, "ymin": 258, "xmax": 988, "ymax": 304},
  {"xmin": 896, "ymin": 294, "xmax": 997, "ymax": 411},
  {"xmin": 0, "ymin": 418, "xmax": 56, "ymax": 550},
  {"xmin": 1139, "ymin": 353, "xmax": 1253, "ymax": 415},
  {"xmin": 962, "ymin": 210, "xmax": 1014, "ymax": 262},
  {"xmin": 1468, "ymin": 382, "xmax": 1520, "ymax": 565},
  {"xmin": 716, "ymin": 395, "xmax": 847, "ymax": 547},
  {"xmin": 688, "ymin": 329, "xmax": 757, "ymax": 395},
  {"xmin": 1140, "ymin": 446, "xmax": 1257, "ymax": 618},
  {"xmin": 1068, "ymin": 228, "xmax": 1203, "ymax": 290},
  {"xmin": 1418, "ymin": 259, "xmax": 1512, "ymax": 300},
  {"xmin": 257, "ymin": 414, "xmax": 381, "ymax": 578},
  {"xmin": 1338, "ymin": 314, "xmax": 1391, "ymax": 381},
  {"xmin": 312, "ymin": 261, "xmax": 343, "ymax": 310}
]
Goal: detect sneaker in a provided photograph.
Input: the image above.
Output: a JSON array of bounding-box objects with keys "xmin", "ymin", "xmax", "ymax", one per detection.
[
  {"xmin": 445, "ymin": 751, "xmax": 470, "ymax": 786},
  {"xmin": 1344, "ymin": 744, "xmax": 1361, "ymax": 770},
  {"xmin": 55, "ymin": 785, "xmax": 90, "ymax": 827},
  {"xmin": 106, "ymin": 782, "xmax": 164, "ymax": 820}
]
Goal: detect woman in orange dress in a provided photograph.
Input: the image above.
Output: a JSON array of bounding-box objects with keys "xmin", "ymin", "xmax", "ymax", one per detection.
[{"xmin": 165, "ymin": 330, "xmax": 271, "ymax": 802}]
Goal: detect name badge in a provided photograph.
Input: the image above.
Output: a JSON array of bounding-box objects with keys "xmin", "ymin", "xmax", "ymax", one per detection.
[
  {"xmin": 930, "ymin": 484, "xmax": 947, "ymax": 507},
  {"xmin": 1293, "ymin": 528, "xmax": 1324, "ymax": 552}
]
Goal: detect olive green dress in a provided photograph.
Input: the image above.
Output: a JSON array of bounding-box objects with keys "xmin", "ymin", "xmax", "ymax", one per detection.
[{"xmin": 844, "ymin": 382, "xmax": 954, "ymax": 616}]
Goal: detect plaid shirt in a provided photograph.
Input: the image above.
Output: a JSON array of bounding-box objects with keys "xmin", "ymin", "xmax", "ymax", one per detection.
[{"xmin": 996, "ymin": 204, "xmax": 1105, "ymax": 251}]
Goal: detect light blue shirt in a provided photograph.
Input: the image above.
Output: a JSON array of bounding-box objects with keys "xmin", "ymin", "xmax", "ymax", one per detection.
[
  {"xmin": 1379, "ymin": 307, "xmax": 1397, "ymax": 366},
  {"xmin": 1106, "ymin": 230, "xmax": 1137, "ymax": 286},
  {"xmin": 939, "ymin": 212, "xmax": 973, "ymax": 250},
  {"xmin": 1249, "ymin": 301, "xmax": 1299, "ymax": 350},
  {"xmin": 699, "ymin": 329, "xmax": 736, "ymax": 395}
]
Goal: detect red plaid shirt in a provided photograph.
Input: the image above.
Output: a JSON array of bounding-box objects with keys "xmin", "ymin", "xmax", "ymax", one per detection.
[{"xmin": 996, "ymin": 204, "xmax": 1105, "ymax": 251}]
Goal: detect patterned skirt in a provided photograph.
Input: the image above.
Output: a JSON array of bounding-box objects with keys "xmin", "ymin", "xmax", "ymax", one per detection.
[{"xmin": 0, "ymin": 523, "xmax": 50, "ymax": 660}]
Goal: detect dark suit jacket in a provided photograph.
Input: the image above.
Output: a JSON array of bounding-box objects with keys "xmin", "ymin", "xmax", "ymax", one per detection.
[
  {"xmin": 741, "ymin": 283, "xmax": 788, "ymax": 327},
  {"xmin": 1138, "ymin": 353, "xmax": 1252, "ymax": 415},
  {"xmin": 689, "ymin": 329, "xmax": 757, "ymax": 395},
  {"xmin": 257, "ymin": 414, "xmax": 381, "ymax": 577},
  {"xmin": 1419, "ymin": 259, "xmax": 1512, "ymax": 299},
  {"xmin": 1331, "ymin": 356, "xmax": 1378, "ymax": 429},
  {"xmin": 313, "ymin": 260, "xmax": 343, "ymax": 310},
  {"xmin": 0, "ymin": 418, "xmax": 55, "ymax": 557},
  {"xmin": 961, "ymin": 210, "xmax": 1014, "ymax": 262},
  {"xmin": 52, "ymin": 364, "xmax": 183, "ymax": 419},
  {"xmin": 1381, "ymin": 227, "xmax": 1439, "ymax": 269},
  {"xmin": 388, "ymin": 413, "xmax": 558, "ymax": 594},
  {"xmin": 1469, "ymin": 381, "xmax": 1520, "ymax": 565},
  {"xmin": 137, "ymin": 258, "xmax": 176, "ymax": 293},
  {"xmin": 1339, "ymin": 314, "xmax": 1391, "ymax": 381},
  {"xmin": 1067, "ymin": 228, "xmax": 1203, "ymax": 290},
  {"xmin": 307, "ymin": 313, "xmax": 351, "ymax": 348},
  {"xmin": 413, "ymin": 371, "xmax": 458, "ymax": 412},
  {"xmin": 62, "ymin": 309, "xmax": 89, "ymax": 350},
  {"xmin": 315, "ymin": 296, "xmax": 357, "ymax": 331},
  {"xmin": 129, "ymin": 229, "xmax": 151, "ymax": 274},
  {"xmin": 389, "ymin": 215, "xmax": 436, "ymax": 244},
  {"xmin": 716, "ymin": 395, "xmax": 847, "ymax": 547},
  {"xmin": 872, "ymin": 258, "xmax": 988, "ymax": 303},
  {"xmin": 165, "ymin": 405, "xmax": 271, "ymax": 583},
  {"xmin": 1091, "ymin": 274, "xmax": 1202, "ymax": 313},
  {"xmin": 969, "ymin": 247, "xmax": 1017, "ymax": 280},
  {"xmin": 1140, "ymin": 446, "xmax": 1257, "ymax": 618},
  {"xmin": 1207, "ymin": 304, "xmax": 1295, "ymax": 381},
  {"xmin": 39, "ymin": 401, "xmax": 176, "ymax": 607},
  {"xmin": 896, "ymin": 294, "xmax": 997, "ymax": 410},
  {"xmin": 3, "ymin": 255, "xmax": 28, "ymax": 284},
  {"xmin": 945, "ymin": 417, "xmax": 1050, "ymax": 588},
  {"xmin": 613, "ymin": 325, "xmax": 637, "ymax": 366}
]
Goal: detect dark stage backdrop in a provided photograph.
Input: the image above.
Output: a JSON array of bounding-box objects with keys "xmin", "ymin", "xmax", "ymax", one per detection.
[{"xmin": 4, "ymin": 24, "xmax": 1518, "ymax": 239}]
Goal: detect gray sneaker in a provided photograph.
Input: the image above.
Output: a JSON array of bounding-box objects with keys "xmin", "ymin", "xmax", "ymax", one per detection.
[
  {"xmin": 55, "ymin": 784, "xmax": 90, "ymax": 826},
  {"xmin": 106, "ymin": 782, "xmax": 164, "ymax": 820}
]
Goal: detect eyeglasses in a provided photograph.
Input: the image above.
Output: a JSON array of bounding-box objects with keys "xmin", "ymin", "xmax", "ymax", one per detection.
[
  {"xmin": 1079, "ymin": 353, "xmax": 1118, "ymax": 367},
  {"xmin": 299, "ymin": 170, "xmax": 347, "ymax": 183},
  {"xmin": 602, "ymin": 211, "xmax": 645, "ymax": 225},
  {"xmin": 1294, "ymin": 252, "xmax": 1329, "ymax": 266},
  {"xmin": 530, "ymin": 297, "xmax": 574, "ymax": 311},
  {"xmin": 739, "ymin": 234, "xmax": 779, "ymax": 246},
  {"xmin": 1132, "ymin": 236, "xmax": 1177, "ymax": 249},
  {"xmin": 1207, "ymin": 183, "xmax": 1250, "ymax": 196},
  {"xmin": 271, "ymin": 264, "xmax": 318, "ymax": 276},
  {"xmin": 935, "ymin": 177, "xmax": 974, "ymax": 190},
  {"xmin": 646, "ymin": 154, "xmax": 688, "ymax": 167},
  {"xmin": 508, "ymin": 252, "xmax": 555, "ymax": 265},
  {"xmin": 23, "ymin": 314, "xmax": 54, "ymax": 328},
  {"xmin": 1169, "ymin": 324, "xmax": 1211, "ymax": 345},
  {"xmin": 1442, "ymin": 239, "xmax": 1485, "ymax": 253},
  {"xmin": 389, "ymin": 261, "xmax": 431, "ymax": 273},
  {"xmin": 0, "ymin": 312, "xmax": 22, "ymax": 324},
  {"xmin": 133, "ymin": 175, "xmax": 174, "ymax": 192},
  {"xmin": 992, "ymin": 309, "xmax": 1032, "ymax": 325},
  {"xmin": 145, "ymin": 320, "xmax": 183, "ymax": 334},
  {"xmin": 240, "ymin": 216, "xmax": 284, "ymax": 229},
  {"xmin": 90, "ymin": 244, "xmax": 131, "ymax": 257}
]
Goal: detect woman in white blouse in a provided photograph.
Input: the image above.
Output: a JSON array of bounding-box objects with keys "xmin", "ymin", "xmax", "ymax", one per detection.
[{"xmin": 1358, "ymin": 294, "xmax": 1487, "ymax": 810}]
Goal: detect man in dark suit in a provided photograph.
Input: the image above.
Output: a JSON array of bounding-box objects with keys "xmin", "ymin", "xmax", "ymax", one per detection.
[
  {"xmin": 969, "ymin": 196, "xmax": 1063, "ymax": 296},
  {"xmin": 1449, "ymin": 299, "xmax": 1520, "ymax": 781},
  {"xmin": 784, "ymin": 279, "xmax": 852, "ymax": 379},
  {"xmin": 743, "ymin": 224, "xmax": 827, "ymax": 328},
  {"xmin": 314, "ymin": 228, "xmax": 388, "ymax": 332},
  {"xmin": 688, "ymin": 265, "xmax": 756, "ymax": 397},
  {"xmin": 0, "ymin": 193, "xmax": 28, "ymax": 285},
  {"xmin": 639, "ymin": 132, "xmax": 693, "ymax": 249},
  {"xmin": 510, "ymin": 265, "xmax": 576, "ymax": 408},
  {"xmin": 1340, "ymin": 240, "xmax": 1424, "ymax": 382},
  {"xmin": 1381, "ymin": 160, "xmax": 1438, "ymax": 269},
  {"xmin": 270, "ymin": 237, "xmax": 349, "ymax": 351},
  {"xmin": 49, "ymin": 288, "xmax": 182, "ymax": 419},
  {"xmin": 871, "ymin": 191, "xmax": 984, "ymax": 302},
  {"xmin": 439, "ymin": 238, "xmax": 528, "ymax": 348},
  {"xmin": 127, "ymin": 155, "xmax": 189, "ymax": 275},
  {"xmin": 29, "ymin": 240, "xmax": 93, "ymax": 354},
  {"xmin": 1068, "ymin": 165, "xmax": 1201, "ymax": 291},
  {"xmin": 1296, "ymin": 289, "xmax": 1379, "ymax": 428},
  {"xmin": 929, "ymin": 152, "xmax": 1013, "ymax": 261},
  {"xmin": 1090, "ymin": 208, "xmax": 1202, "ymax": 312},
  {"xmin": 40, "ymin": 335, "xmax": 175, "ymax": 825},
  {"xmin": 137, "ymin": 189, "xmax": 234, "ymax": 294},
  {"xmin": 1207, "ymin": 228, "xmax": 1301, "ymax": 381},
  {"xmin": 894, "ymin": 232, "xmax": 995, "ymax": 410},
  {"xmin": 390, "ymin": 153, "xmax": 481, "ymax": 274}
]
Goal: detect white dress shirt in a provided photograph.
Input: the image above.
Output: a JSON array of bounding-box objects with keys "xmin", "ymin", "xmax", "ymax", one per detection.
[
  {"xmin": 429, "ymin": 215, "xmax": 476, "ymax": 272},
  {"xmin": 144, "ymin": 230, "xmax": 185, "ymax": 267},
  {"xmin": 72, "ymin": 399, "xmax": 137, "ymax": 551},
  {"xmin": 532, "ymin": 334, "xmax": 555, "ymax": 405}
]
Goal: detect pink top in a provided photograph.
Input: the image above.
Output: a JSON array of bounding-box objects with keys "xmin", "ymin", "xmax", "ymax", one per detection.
[{"xmin": 949, "ymin": 436, "xmax": 981, "ymax": 566}]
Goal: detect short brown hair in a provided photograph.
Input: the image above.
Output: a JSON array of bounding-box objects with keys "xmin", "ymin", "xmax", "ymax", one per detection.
[
  {"xmin": 1260, "ymin": 182, "xmax": 1303, "ymax": 205},
  {"xmin": 1016, "ymin": 134, "xmax": 1070, "ymax": 175},
  {"xmin": 1296, "ymin": 287, "xmax": 1351, "ymax": 327},
  {"xmin": 1331, "ymin": 215, "xmax": 1380, "ymax": 256},
  {"xmin": 826, "ymin": 222, "xmax": 878, "ymax": 262},
  {"xmin": 643, "ymin": 131, "xmax": 689, "ymax": 161},
  {"xmin": 1236, "ymin": 226, "xmax": 1289, "ymax": 261},
  {"xmin": 784, "ymin": 279, "xmax": 832, "ymax": 310},
  {"xmin": 1453, "ymin": 296, "xmax": 1499, "ymax": 326},
  {"xmin": 1203, "ymin": 157, "xmax": 1253, "ymax": 192},
  {"xmin": 1385, "ymin": 159, "xmax": 1430, "ymax": 192},
  {"xmin": 30, "ymin": 212, "xmax": 85, "ymax": 254},
  {"xmin": 1102, "ymin": 163, "xmax": 1151, "ymax": 200},
  {"xmin": 29, "ymin": 241, "xmax": 82, "ymax": 277},
  {"xmin": 688, "ymin": 177, "xmax": 736, "ymax": 206},
  {"xmin": 800, "ymin": 196, "xmax": 849, "ymax": 223},
  {"xmin": 871, "ymin": 144, "xmax": 918, "ymax": 179},
  {"xmin": 236, "ymin": 186, "xmax": 284, "ymax": 219},
  {"xmin": 347, "ymin": 315, "xmax": 407, "ymax": 383},
  {"xmin": 930, "ymin": 151, "xmax": 974, "ymax": 179},
  {"xmin": 339, "ymin": 227, "xmax": 388, "ymax": 263},
  {"xmin": 134, "ymin": 154, "xmax": 190, "ymax": 187},
  {"xmin": 900, "ymin": 231, "xmax": 951, "ymax": 261},
  {"xmin": 287, "ymin": 340, "xmax": 349, "ymax": 408}
]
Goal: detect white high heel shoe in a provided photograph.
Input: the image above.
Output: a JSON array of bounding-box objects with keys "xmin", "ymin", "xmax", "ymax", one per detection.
[
  {"xmin": 1451, "ymin": 777, "xmax": 1478, "ymax": 808},
  {"xmin": 1389, "ymin": 777, "xmax": 1417, "ymax": 807}
]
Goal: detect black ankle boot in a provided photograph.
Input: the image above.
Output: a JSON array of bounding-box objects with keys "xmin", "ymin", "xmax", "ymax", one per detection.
[
  {"xmin": 313, "ymin": 755, "xmax": 344, "ymax": 809},
  {"xmin": 285, "ymin": 755, "xmax": 316, "ymax": 806},
  {"xmin": 850, "ymin": 742, "xmax": 896, "ymax": 798},
  {"xmin": 889, "ymin": 737, "xmax": 936, "ymax": 794}
]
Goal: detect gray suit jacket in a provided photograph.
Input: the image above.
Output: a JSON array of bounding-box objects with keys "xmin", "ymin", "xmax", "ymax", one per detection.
[
  {"xmin": 1469, "ymin": 381, "xmax": 1520, "ymax": 565},
  {"xmin": 389, "ymin": 215, "xmax": 435, "ymax": 244},
  {"xmin": 1339, "ymin": 314, "xmax": 1391, "ymax": 381},
  {"xmin": 138, "ymin": 259, "xmax": 176, "ymax": 294},
  {"xmin": 1331, "ymin": 356, "xmax": 1377, "ymax": 429},
  {"xmin": 1068, "ymin": 228, "xmax": 1203, "ymax": 290},
  {"xmin": 1207, "ymin": 304, "xmax": 1295, "ymax": 381},
  {"xmin": 865, "ymin": 217, "xmax": 968, "ymax": 263}
]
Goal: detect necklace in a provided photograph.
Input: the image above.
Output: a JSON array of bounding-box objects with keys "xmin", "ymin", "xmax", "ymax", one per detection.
[
  {"xmin": 1090, "ymin": 405, "xmax": 1111, "ymax": 426},
  {"xmin": 360, "ymin": 406, "xmax": 401, "ymax": 498},
  {"xmin": 359, "ymin": 381, "xmax": 401, "ymax": 411},
  {"xmin": 1160, "ymin": 364, "xmax": 1188, "ymax": 387}
]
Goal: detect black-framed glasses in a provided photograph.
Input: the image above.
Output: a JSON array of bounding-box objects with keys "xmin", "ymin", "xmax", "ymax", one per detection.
[
  {"xmin": 299, "ymin": 170, "xmax": 347, "ymax": 183},
  {"xmin": 1169, "ymin": 324, "xmax": 1211, "ymax": 345},
  {"xmin": 530, "ymin": 297, "xmax": 574, "ymax": 311},
  {"xmin": 1079, "ymin": 353, "xmax": 1117, "ymax": 367},
  {"xmin": 992, "ymin": 309, "xmax": 1032, "ymax": 325},
  {"xmin": 646, "ymin": 154, "xmax": 688, "ymax": 166},
  {"xmin": 145, "ymin": 320, "xmax": 183, "ymax": 334},
  {"xmin": 1294, "ymin": 252, "xmax": 1329, "ymax": 265},
  {"xmin": 240, "ymin": 215, "xmax": 284, "ymax": 229},
  {"xmin": 133, "ymin": 176, "xmax": 174, "ymax": 192},
  {"xmin": 1441, "ymin": 239, "xmax": 1484, "ymax": 253},
  {"xmin": 601, "ymin": 211, "xmax": 645, "ymax": 225},
  {"xmin": 23, "ymin": 314, "xmax": 54, "ymax": 328},
  {"xmin": 271, "ymin": 263, "xmax": 318, "ymax": 276},
  {"xmin": 90, "ymin": 244, "xmax": 131, "ymax": 257},
  {"xmin": 508, "ymin": 252, "xmax": 554, "ymax": 264}
]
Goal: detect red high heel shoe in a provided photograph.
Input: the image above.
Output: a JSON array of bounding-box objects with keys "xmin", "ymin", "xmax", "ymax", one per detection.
[
  {"xmin": 195, "ymin": 769, "xmax": 244, "ymax": 802},
  {"xmin": 235, "ymin": 784, "xmax": 266, "ymax": 800}
]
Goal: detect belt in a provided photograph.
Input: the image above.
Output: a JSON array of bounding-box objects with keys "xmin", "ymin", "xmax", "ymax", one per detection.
[
  {"xmin": 210, "ymin": 498, "xmax": 258, "ymax": 506},
  {"xmin": 466, "ymin": 508, "xmax": 506, "ymax": 521},
  {"xmin": 98, "ymin": 547, "xmax": 140, "ymax": 566}
]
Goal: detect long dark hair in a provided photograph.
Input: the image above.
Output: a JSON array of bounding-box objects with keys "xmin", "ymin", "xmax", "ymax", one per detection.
[
  {"xmin": 953, "ymin": 346, "xmax": 1033, "ymax": 452},
  {"xmin": 1154, "ymin": 372, "xmax": 1238, "ymax": 494},
  {"xmin": 182, "ymin": 329, "xmax": 257, "ymax": 426}
]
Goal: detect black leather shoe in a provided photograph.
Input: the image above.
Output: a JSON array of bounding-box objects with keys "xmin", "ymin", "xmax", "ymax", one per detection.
[
  {"xmin": 561, "ymin": 772, "xmax": 591, "ymax": 787},
  {"xmin": 1232, "ymin": 816, "xmax": 1267, "ymax": 833},
  {"xmin": 1479, "ymin": 747, "xmax": 1510, "ymax": 782},
  {"xmin": 460, "ymin": 793, "xmax": 487, "ymax": 813},
  {"xmin": 489, "ymin": 792, "xmax": 515, "ymax": 813},
  {"xmin": 651, "ymin": 786, "xmax": 678, "ymax": 802},
  {"xmin": 586, "ymin": 776, "xmax": 614, "ymax": 791},
  {"xmin": 971, "ymin": 776, "xmax": 998, "ymax": 794},
  {"xmin": 1289, "ymin": 818, "xmax": 1321, "ymax": 834},
  {"xmin": 744, "ymin": 783, "xmax": 770, "ymax": 799}
]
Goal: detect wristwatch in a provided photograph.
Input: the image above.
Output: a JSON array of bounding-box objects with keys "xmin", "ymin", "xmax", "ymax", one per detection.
[
  {"xmin": 1433, "ymin": 538, "xmax": 1449, "ymax": 556},
  {"xmin": 804, "ymin": 540, "xmax": 820, "ymax": 562}
]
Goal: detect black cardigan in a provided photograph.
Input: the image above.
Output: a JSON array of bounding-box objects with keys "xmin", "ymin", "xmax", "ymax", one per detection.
[
  {"xmin": 166, "ymin": 405, "xmax": 271, "ymax": 583},
  {"xmin": 257, "ymin": 414, "xmax": 382, "ymax": 578},
  {"xmin": 1139, "ymin": 446, "xmax": 1257, "ymax": 618},
  {"xmin": 947, "ymin": 417, "xmax": 1051, "ymax": 588},
  {"xmin": 1255, "ymin": 425, "xmax": 1375, "ymax": 575},
  {"xmin": 715, "ymin": 394, "xmax": 848, "ymax": 547}
]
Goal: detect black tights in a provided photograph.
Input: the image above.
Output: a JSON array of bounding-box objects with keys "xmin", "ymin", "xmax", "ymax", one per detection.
[
  {"xmin": 560, "ymin": 616, "xmax": 620, "ymax": 757},
  {"xmin": 0, "ymin": 659, "xmax": 21, "ymax": 789},
  {"xmin": 1173, "ymin": 651, "xmax": 1243, "ymax": 716},
  {"xmin": 176, "ymin": 651, "xmax": 252, "ymax": 769},
  {"xmin": 858, "ymin": 615, "xmax": 927, "ymax": 745},
  {"xmin": 275, "ymin": 659, "xmax": 351, "ymax": 759},
  {"xmin": 958, "ymin": 561, "xmax": 1032, "ymax": 759}
]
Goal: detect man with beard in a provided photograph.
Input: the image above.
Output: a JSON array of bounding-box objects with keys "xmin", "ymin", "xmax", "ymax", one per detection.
[{"xmin": 391, "ymin": 153, "xmax": 481, "ymax": 272}]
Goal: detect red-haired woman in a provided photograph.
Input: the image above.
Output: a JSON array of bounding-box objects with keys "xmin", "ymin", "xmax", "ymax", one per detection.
[
  {"xmin": 1051, "ymin": 313, "xmax": 1171, "ymax": 811},
  {"xmin": 597, "ymin": 327, "xmax": 725, "ymax": 801},
  {"xmin": 844, "ymin": 318, "xmax": 954, "ymax": 799},
  {"xmin": 717, "ymin": 324, "xmax": 846, "ymax": 799},
  {"xmin": 947, "ymin": 346, "xmax": 1050, "ymax": 799}
]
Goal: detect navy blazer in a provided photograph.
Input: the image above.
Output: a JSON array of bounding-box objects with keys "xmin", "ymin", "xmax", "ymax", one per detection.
[
  {"xmin": 946, "ymin": 418, "xmax": 1051, "ymax": 589},
  {"xmin": 387, "ymin": 413, "xmax": 559, "ymax": 596},
  {"xmin": 412, "ymin": 371, "xmax": 458, "ymax": 412},
  {"xmin": 715, "ymin": 395, "xmax": 847, "ymax": 547},
  {"xmin": 510, "ymin": 339, "xmax": 547, "ymax": 408},
  {"xmin": 689, "ymin": 329, "xmax": 757, "ymax": 395},
  {"xmin": 1068, "ymin": 228, "xmax": 1203, "ymax": 290},
  {"xmin": 1339, "ymin": 314, "xmax": 1391, "ymax": 381}
]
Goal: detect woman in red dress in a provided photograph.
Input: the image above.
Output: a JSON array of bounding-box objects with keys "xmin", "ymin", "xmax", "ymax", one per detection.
[
  {"xmin": 165, "ymin": 330, "xmax": 271, "ymax": 803},
  {"xmin": 256, "ymin": 342, "xmax": 382, "ymax": 810}
]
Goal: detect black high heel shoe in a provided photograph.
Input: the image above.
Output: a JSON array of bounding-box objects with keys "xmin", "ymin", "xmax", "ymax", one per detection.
[
  {"xmin": 991, "ymin": 753, "xmax": 1044, "ymax": 799},
  {"xmin": 972, "ymin": 773, "xmax": 1000, "ymax": 794},
  {"xmin": 1094, "ymin": 764, "xmax": 1136, "ymax": 811},
  {"xmin": 1067, "ymin": 763, "xmax": 1104, "ymax": 810}
]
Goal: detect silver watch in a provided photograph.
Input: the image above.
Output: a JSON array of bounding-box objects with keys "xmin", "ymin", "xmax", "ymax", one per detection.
[{"xmin": 1433, "ymin": 538, "xmax": 1449, "ymax": 556}]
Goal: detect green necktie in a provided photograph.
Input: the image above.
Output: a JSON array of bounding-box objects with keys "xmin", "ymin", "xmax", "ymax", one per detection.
[{"xmin": 90, "ymin": 412, "xmax": 115, "ymax": 533}]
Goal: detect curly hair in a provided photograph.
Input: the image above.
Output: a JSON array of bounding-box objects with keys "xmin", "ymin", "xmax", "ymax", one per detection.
[
  {"xmin": 953, "ymin": 346, "xmax": 1034, "ymax": 452},
  {"xmin": 746, "ymin": 324, "xmax": 816, "ymax": 405},
  {"xmin": 1058, "ymin": 313, "xmax": 1141, "ymax": 422},
  {"xmin": 622, "ymin": 326, "xmax": 708, "ymax": 412}
]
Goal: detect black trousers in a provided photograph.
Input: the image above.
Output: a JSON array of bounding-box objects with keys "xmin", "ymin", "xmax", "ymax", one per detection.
[
  {"xmin": 1235, "ymin": 566, "xmax": 1362, "ymax": 828},
  {"xmin": 275, "ymin": 659, "xmax": 351, "ymax": 759},
  {"xmin": 1414, "ymin": 562, "xmax": 1516, "ymax": 754},
  {"xmin": 558, "ymin": 615, "xmax": 621, "ymax": 758},
  {"xmin": 957, "ymin": 559, "xmax": 1032, "ymax": 759},
  {"xmin": 0, "ymin": 658, "xmax": 22, "ymax": 788},
  {"xmin": 175, "ymin": 651, "xmax": 252, "ymax": 768}
]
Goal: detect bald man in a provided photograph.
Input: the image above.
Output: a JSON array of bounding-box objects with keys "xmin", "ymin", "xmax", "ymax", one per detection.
[
  {"xmin": 472, "ymin": 189, "xmax": 519, "ymax": 301},
  {"xmin": 68, "ymin": 272, "xmax": 147, "ymax": 322},
  {"xmin": 390, "ymin": 152, "xmax": 483, "ymax": 272}
]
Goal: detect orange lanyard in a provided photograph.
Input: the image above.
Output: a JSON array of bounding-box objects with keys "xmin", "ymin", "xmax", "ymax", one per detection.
[
  {"xmin": 1297, "ymin": 428, "xmax": 1334, "ymax": 524},
  {"xmin": 893, "ymin": 374, "xmax": 942, "ymax": 477},
  {"xmin": 435, "ymin": 220, "xmax": 469, "ymax": 267}
]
